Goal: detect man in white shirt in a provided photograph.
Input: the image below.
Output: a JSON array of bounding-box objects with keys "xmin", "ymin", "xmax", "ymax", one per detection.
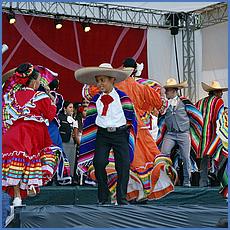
[{"xmin": 75, "ymin": 63, "xmax": 136, "ymax": 205}]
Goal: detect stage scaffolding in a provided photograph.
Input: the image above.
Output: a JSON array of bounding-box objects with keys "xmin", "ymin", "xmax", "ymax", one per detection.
[{"xmin": 2, "ymin": 2, "xmax": 228, "ymax": 101}]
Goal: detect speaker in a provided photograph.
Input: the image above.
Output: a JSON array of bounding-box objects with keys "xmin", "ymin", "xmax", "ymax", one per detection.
[{"xmin": 170, "ymin": 27, "xmax": 179, "ymax": 35}]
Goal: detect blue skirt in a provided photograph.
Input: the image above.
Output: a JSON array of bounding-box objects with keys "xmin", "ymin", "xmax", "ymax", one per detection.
[{"xmin": 48, "ymin": 120, "xmax": 64, "ymax": 151}]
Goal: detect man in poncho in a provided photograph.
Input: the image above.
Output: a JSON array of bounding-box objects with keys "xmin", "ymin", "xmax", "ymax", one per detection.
[{"xmin": 196, "ymin": 81, "xmax": 228, "ymax": 187}]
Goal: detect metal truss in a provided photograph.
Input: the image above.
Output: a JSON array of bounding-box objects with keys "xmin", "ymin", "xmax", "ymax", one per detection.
[
  {"xmin": 2, "ymin": 2, "xmax": 227, "ymax": 29},
  {"xmin": 182, "ymin": 14, "xmax": 196, "ymax": 102},
  {"xmin": 182, "ymin": 2, "xmax": 227, "ymax": 101},
  {"xmin": 191, "ymin": 2, "xmax": 228, "ymax": 29},
  {"xmin": 2, "ymin": 1, "xmax": 182, "ymax": 28}
]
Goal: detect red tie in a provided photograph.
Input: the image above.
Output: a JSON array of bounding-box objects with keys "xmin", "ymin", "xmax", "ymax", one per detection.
[{"xmin": 100, "ymin": 94, "xmax": 114, "ymax": 116}]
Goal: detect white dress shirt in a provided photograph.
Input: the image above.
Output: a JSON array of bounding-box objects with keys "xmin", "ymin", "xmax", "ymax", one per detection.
[
  {"xmin": 95, "ymin": 88, "xmax": 126, "ymax": 128},
  {"xmin": 168, "ymin": 96, "xmax": 178, "ymax": 108}
]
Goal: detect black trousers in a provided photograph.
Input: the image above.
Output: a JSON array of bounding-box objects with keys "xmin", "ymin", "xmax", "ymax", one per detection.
[
  {"xmin": 93, "ymin": 127, "xmax": 130, "ymax": 203},
  {"xmin": 199, "ymin": 156, "xmax": 210, "ymax": 187}
]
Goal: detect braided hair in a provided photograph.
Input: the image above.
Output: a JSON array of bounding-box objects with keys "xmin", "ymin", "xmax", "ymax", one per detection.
[
  {"xmin": 15, "ymin": 63, "xmax": 39, "ymax": 86},
  {"xmin": 49, "ymin": 79, "xmax": 59, "ymax": 91},
  {"xmin": 122, "ymin": 57, "xmax": 137, "ymax": 76}
]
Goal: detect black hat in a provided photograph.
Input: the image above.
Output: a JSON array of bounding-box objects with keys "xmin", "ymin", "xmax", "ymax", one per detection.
[{"xmin": 123, "ymin": 57, "xmax": 137, "ymax": 68}]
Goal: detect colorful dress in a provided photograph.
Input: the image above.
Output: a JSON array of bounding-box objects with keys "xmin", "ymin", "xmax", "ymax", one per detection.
[
  {"xmin": 2, "ymin": 88, "xmax": 60, "ymax": 198},
  {"xmin": 2, "ymin": 74, "xmax": 24, "ymax": 134},
  {"xmin": 3, "ymin": 66, "xmax": 71, "ymax": 186},
  {"xmin": 115, "ymin": 77, "xmax": 177, "ymax": 200}
]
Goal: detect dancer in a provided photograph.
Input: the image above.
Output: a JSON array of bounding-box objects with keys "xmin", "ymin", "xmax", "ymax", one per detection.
[
  {"xmin": 157, "ymin": 78, "xmax": 203, "ymax": 186},
  {"xmin": 196, "ymin": 81, "xmax": 228, "ymax": 187},
  {"xmin": 2, "ymin": 63, "xmax": 60, "ymax": 206},
  {"xmin": 80, "ymin": 59, "xmax": 178, "ymax": 202},
  {"xmin": 216, "ymin": 108, "xmax": 228, "ymax": 198},
  {"xmin": 75, "ymin": 63, "xmax": 137, "ymax": 205},
  {"xmin": 116, "ymin": 59, "xmax": 178, "ymax": 201}
]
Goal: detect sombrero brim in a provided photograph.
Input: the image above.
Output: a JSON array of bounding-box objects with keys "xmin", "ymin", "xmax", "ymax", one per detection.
[
  {"xmin": 164, "ymin": 80, "xmax": 188, "ymax": 89},
  {"xmin": 74, "ymin": 67, "xmax": 133, "ymax": 85},
  {"xmin": 201, "ymin": 82, "xmax": 228, "ymax": 92}
]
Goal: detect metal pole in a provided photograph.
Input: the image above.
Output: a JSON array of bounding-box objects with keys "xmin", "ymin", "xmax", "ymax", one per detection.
[{"xmin": 173, "ymin": 34, "xmax": 182, "ymax": 96}]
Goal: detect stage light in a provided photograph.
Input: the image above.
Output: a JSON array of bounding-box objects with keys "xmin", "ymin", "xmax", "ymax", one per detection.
[
  {"xmin": 8, "ymin": 11, "xmax": 16, "ymax": 24},
  {"xmin": 82, "ymin": 22, "xmax": 91, "ymax": 32},
  {"xmin": 81, "ymin": 16, "xmax": 91, "ymax": 32},
  {"xmin": 54, "ymin": 15, "xmax": 63, "ymax": 29}
]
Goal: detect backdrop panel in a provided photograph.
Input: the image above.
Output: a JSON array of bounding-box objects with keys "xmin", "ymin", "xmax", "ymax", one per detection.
[
  {"xmin": 2, "ymin": 13, "xmax": 148, "ymax": 102},
  {"xmin": 197, "ymin": 22, "xmax": 228, "ymax": 105},
  {"xmin": 147, "ymin": 28, "xmax": 183, "ymax": 88},
  {"xmin": 202, "ymin": 22, "xmax": 227, "ymax": 71}
]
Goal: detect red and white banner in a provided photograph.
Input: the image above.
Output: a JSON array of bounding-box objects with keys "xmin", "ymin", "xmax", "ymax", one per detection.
[{"xmin": 3, "ymin": 13, "xmax": 148, "ymax": 102}]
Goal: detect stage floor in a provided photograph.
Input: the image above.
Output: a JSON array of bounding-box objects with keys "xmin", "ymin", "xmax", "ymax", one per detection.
[
  {"xmin": 24, "ymin": 185, "xmax": 227, "ymax": 206},
  {"xmin": 7, "ymin": 186, "xmax": 228, "ymax": 228}
]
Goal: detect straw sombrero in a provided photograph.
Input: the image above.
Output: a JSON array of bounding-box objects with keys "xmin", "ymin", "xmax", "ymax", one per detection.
[
  {"xmin": 201, "ymin": 81, "xmax": 228, "ymax": 92},
  {"xmin": 74, "ymin": 63, "xmax": 133, "ymax": 85},
  {"xmin": 164, "ymin": 78, "xmax": 188, "ymax": 89}
]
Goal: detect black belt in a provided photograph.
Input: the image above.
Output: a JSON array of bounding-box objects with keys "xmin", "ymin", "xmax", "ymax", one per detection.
[{"xmin": 97, "ymin": 125, "xmax": 127, "ymax": 132}]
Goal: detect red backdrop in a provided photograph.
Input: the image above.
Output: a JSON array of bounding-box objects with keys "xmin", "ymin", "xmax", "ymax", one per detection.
[{"xmin": 3, "ymin": 13, "xmax": 148, "ymax": 102}]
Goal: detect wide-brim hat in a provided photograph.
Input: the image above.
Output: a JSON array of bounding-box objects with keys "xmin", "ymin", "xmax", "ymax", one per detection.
[
  {"xmin": 74, "ymin": 63, "xmax": 133, "ymax": 85},
  {"xmin": 201, "ymin": 81, "xmax": 228, "ymax": 92},
  {"xmin": 164, "ymin": 78, "xmax": 188, "ymax": 89}
]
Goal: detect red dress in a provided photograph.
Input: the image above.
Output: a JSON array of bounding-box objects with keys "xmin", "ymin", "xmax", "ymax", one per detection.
[{"xmin": 2, "ymin": 88, "xmax": 59, "ymax": 198}]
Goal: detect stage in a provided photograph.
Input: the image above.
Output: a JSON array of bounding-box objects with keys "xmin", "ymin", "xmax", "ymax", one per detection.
[{"xmin": 7, "ymin": 186, "xmax": 228, "ymax": 228}]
